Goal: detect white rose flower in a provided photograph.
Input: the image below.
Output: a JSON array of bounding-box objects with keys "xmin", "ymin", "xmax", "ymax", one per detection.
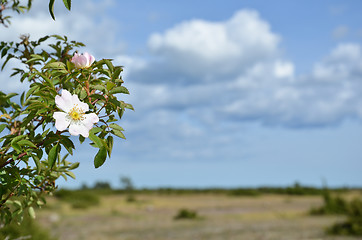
[{"xmin": 53, "ymin": 89, "xmax": 99, "ymax": 138}]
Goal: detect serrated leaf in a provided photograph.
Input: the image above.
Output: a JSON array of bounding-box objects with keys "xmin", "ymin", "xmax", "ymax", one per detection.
[
  {"xmin": 44, "ymin": 61, "xmax": 66, "ymax": 70},
  {"xmin": 11, "ymin": 135, "xmax": 26, "ymax": 144},
  {"xmin": 109, "ymin": 86, "xmax": 129, "ymax": 95},
  {"xmin": 88, "ymin": 131, "xmax": 104, "ymax": 148},
  {"xmin": 90, "ymin": 127, "xmax": 102, "ymax": 134},
  {"xmin": 48, "ymin": 144, "xmax": 59, "ymax": 168},
  {"xmin": 106, "ymin": 82, "xmax": 116, "ymax": 91},
  {"xmin": 94, "ymin": 147, "xmax": 107, "ymax": 168},
  {"xmin": 17, "ymin": 139, "xmax": 37, "ymax": 148},
  {"xmin": 112, "ymin": 129, "xmax": 126, "ymax": 139},
  {"xmin": 109, "ymin": 123, "xmax": 124, "ymax": 131}
]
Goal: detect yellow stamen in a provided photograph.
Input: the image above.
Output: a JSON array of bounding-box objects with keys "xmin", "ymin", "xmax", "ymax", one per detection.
[{"xmin": 68, "ymin": 106, "xmax": 84, "ymax": 121}]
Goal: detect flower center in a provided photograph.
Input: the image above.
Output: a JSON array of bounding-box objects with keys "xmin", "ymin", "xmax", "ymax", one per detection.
[{"xmin": 68, "ymin": 106, "xmax": 85, "ymax": 121}]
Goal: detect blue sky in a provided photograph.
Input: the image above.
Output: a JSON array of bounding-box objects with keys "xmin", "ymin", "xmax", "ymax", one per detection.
[{"xmin": 1, "ymin": 0, "xmax": 362, "ymax": 188}]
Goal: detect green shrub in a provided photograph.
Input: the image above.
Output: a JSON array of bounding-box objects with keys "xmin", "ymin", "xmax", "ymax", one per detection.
[
  {"xmin": 310, "ymin": 190, "xmax": 347, "ymax": 215},
  {"xmin": 0, "ymin": 215, "xmax": 57, "ymax": 240},
  {"xmin": 174, "ymin": 208, "xmax": 200, "ymax": 220},
  {"xmin": 54, "ymin": 189, "xmax": 100, "ymax": 209},
  {"xmin": 327, "ymin": 198, "xmax": 362, "ymax": 236}
]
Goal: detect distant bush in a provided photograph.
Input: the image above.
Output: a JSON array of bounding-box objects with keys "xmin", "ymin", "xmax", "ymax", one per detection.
[
  {"xmin": 0, "ymin": 215, "xmax": 57, "ymax": 240},
  {"xmin": 93, "ymin": 181, "xmax": 112, "ymax": 190},
  {"xmin": 121, "ymin": 176, "xmax": 137, "ymax": 202},
  {"xmin": 310, "ymin": 190, "xmax": 347, "ymax": 215},
  {"xmin": 229, "ymin": 189, "xmax": 260, "ymax": 196},
  {"xmin": 54, "ymin": 189, "xmax": 100, "ymax": 209},
  {"xmin": 327, "ymin": 198, "xmax": 362, "ymax": 236},
  {"xmin": 174, "ymin": 208, "xmax": 200, "ymax": 220}
]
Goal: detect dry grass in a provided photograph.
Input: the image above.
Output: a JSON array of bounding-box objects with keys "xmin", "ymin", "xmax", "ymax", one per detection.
[{"xmin": 37, "ymin": 193, "xmax": 362, "ymax": 240}]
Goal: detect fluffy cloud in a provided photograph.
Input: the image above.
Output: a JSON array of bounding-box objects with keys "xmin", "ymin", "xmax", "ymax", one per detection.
[
  {"xmin": 147, "ymin": 10, "xmax": 280, "ymax": 80},
  {"xmin": 124, "ymin": 10, "xmax": 362, "ymax": 128}
]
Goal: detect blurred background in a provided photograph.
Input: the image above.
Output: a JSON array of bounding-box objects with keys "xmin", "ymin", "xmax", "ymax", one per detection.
[{"xmin": 1, "ymin": 0, "xmax": 362, "ymax": 189}]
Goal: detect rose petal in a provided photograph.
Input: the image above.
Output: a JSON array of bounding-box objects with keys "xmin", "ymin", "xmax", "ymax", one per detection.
[
  {"xmin": 55, "ymin": 89, "xmax": 73, "ymax": 112},
  {"xmin": 71, "ymin": 53, "xmax": 80, "ymax": 64},
  {"xmin": 53, "ymin": 112, "xmax": 70, "ymax": 131},
  {"xmin": 82, "ymin": 113, "xmax": 99, "ymax": 129},
  {"xmin": 69, "ymin": 122, "xmax": 91, "ymax": 138},
  {"xmin": 71, "ymin": 94, "xmax": 89, "ymax": 112},
  {"xmin": 83, "ymin": 52, "xmax": 95, "ymax": 67}
]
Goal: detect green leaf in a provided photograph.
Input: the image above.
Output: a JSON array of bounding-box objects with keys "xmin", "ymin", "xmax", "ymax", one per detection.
[
  {"xmin": 104, "ymin": 59, "xmax": 114, "ymax": 72},
  {"xmin": 109, "ymin": 86, "xmax": 129, "ymax": 95},
  {"xmin": 106, "ymin": 135, "xmax": 113, "ymax": 157},
  {"xmin": 125, "ymin": 103, "xmax": 134, "ymax": 110},
  {"xmin": 17, "ymin": 139, "xmax": 37, "ymax": 148},
  {"xmin": 88, "ymin": 131, "xmax": 104, "ymax": 148},
  {"xmin": 79, "ymin": 135, "xmax": 85, "ymax": 144},
  {"xmin": 94, "ymin": 147, "xmax": 107, "ymax": 168},
  {"xmin": 44, "ymin": 61, "xmax": 66, "ymax": 70},
  {"xmin": 65, "ymin": 171, "xmax": 76, "ymax": 179},
  {"xmin": 49, "ymin": 0, "xmax": 56, "ymax": 20},
  {"xmin": 62, "ymin": 0, "xmax": 72, "ymax": 10},
  {"xmin": 26, "ymin": 84, "xmax": 40, "ymax": 100},
  {"xmin": 31, "ymin": 154, "xmax": 41, "ymax": 174},
  {"xmin": 79, "ymin": 88, "xmax": 87, "ymax": 100},
  {"xmin": 11, "ymin": 135, "xmax": 26, "ymax": 145},
  {"xmin": 68, "ymin": 162, "xmax": 80, "ymax": 170},
  {"xmin": 106, "ymin": 82, "xmax": 116, "ymax": 91},
  {"xmin": 48, "ymin": 144, "xmax": 59, "ymax": 168},
  {"xmin": 6, "ymin": 93, "xmax": 18, "ymax": 99},
  {"xmin": 11, "ymin": 142, "xmax": 21, "ymax": 153},
  {"xmin": 28, "ymin": 206, "xmax": 36, "ymax": 219},
  {"xmin": 90, "ymin": 127, "xmax": 102, "ymax": 134},
  {"xmin": 112, "ymin": 129, "xmax": 126, "ymax": 139},
  {"xmin": 60, "ymin": 137, "xmax": 74, "ymax": 155},
  {"xmin": 109, "ymin": 123, "xmax": 124, "ymax": 131},
  {"xmin": 0, "ymin": 124, "xmax": 6, "ymax": 134}
]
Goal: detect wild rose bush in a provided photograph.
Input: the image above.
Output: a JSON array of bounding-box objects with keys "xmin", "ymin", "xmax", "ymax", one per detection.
[{"xmin": 0, "ymin": 1, "xmax": 132, "ymax": 224}]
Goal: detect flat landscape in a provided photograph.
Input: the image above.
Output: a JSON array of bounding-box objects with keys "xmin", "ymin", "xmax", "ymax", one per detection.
[{"xmin": 35, "ymin": 191, "xmax": 362, "ymax": 240}]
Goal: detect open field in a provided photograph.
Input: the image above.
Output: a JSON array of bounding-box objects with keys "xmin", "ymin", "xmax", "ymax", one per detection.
[{"xmin": 37, "ymin": 192, "xmax": 362, "ymax": 240}]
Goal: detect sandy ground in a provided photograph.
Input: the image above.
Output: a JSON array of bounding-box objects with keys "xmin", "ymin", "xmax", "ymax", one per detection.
[{"xmin": 37, "ymin": 193, "xmax": 362, "ymax": 240}]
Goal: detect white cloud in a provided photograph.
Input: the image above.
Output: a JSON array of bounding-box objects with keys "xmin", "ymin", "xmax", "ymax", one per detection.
[
  {"xmin": 148, "ymin": 9, "xmax": 280, "ymax": 79},
  {"xmin": 313, "ymin": 43, "xmax": 362, "ymax": 81},
  {"xmin": 127, "ymin": 27, "xmax": 362, "ymax": 128}
]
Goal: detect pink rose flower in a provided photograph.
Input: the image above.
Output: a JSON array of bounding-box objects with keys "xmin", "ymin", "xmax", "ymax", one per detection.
[{"xmin": 71, "ymin": 52, "xmax": 95, "ymax": 69}]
